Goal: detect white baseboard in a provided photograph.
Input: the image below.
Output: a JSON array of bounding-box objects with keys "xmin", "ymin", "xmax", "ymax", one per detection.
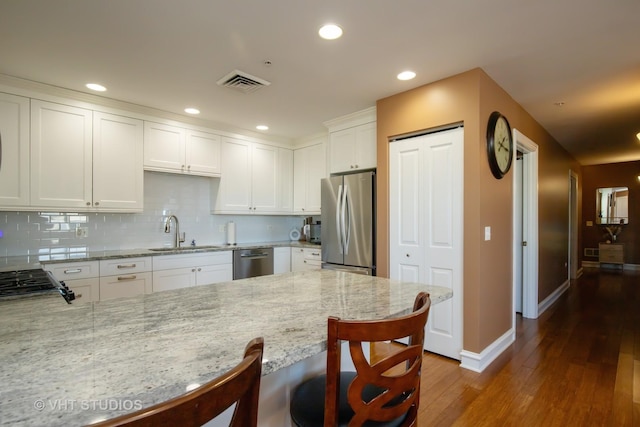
[
  {"xmin": 459, "ymin": 328, "xmax": 514, "ymax": 373},
  {"xmin": 581, "ymin": 261, "xmax": 639, "ymax": 271},
  {"xmin": 538, "ymin": 279, "xmax": 570, "ymax": 316}
]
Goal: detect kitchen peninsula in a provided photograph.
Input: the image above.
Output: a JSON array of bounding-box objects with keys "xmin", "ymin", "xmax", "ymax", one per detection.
[{"xmin": 0, "ymin": 269, "xmax": 451, "ymax": 426}]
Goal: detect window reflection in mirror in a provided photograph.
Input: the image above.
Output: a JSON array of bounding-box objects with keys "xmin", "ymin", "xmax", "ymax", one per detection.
[{"xmin": 596, "ymin": 187, "xmax": 629, "ymax": 224}]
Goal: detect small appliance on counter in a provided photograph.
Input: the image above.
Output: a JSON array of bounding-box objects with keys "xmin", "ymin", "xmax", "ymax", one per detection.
[{"xmin": 308, "ymin": 222, "xmax": 321, "ymax": 244}]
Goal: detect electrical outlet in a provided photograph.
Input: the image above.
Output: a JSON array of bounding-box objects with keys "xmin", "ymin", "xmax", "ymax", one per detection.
[
  {"xmin": 76, "ymin": 227, "xmax": 88, "ymax": 238},
  {"xmin": 218, "ymin": 224, "xmax": 226, "ymax": 232}
]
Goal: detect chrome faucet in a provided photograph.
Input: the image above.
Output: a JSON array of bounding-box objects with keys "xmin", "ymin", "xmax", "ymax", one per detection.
[{"xmin": 164, "ymin": 215, "xmax": 185, "ymax": 248}]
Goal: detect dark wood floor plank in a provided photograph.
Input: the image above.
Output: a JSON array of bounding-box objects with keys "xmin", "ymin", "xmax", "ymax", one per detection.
[{"xmin": 417, "ymin": 268, "xmax": 640, "ymax": 426}]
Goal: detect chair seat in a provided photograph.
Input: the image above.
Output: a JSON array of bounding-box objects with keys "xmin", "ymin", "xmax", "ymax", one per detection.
[{"xmin": 290, "ymin": 372, "xmax": 408, "ymax": 427}]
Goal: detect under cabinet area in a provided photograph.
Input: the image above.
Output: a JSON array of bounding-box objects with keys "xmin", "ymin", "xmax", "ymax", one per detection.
[{"xmin": 152, "ymin": 251, "xmax": 232, "ymax": 292}]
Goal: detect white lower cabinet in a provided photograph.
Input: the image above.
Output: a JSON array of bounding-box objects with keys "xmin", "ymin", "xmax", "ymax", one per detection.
[
  {"xmin": 291, "ymin": 247, "xmax": 322, "ymax": 272},
  {"xmin": 42, "ymin": 260, "xmax": 100, "ymax": 303},
  {"xmin": 99, "ymin": 257, "xmax": 152, "ymax": 301},
  {"xmin": 152, "ymin": 251, "xmax": 232, "ymax": 292},
  {"xmin": 274, "ymin": 247, "xmax": 292, "ymax": 274}
]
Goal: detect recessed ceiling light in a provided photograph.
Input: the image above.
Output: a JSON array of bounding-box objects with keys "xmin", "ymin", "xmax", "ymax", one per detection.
[
  {"xmin": 397, "ymin": 71, "xmax": 416, "ymax": 81},
  {"xmin": 86, "ymin": 83, "xmax": 106, "ymax": 92},
  {"xmin": 319, "ymin": 24, "xmax": 343, "ymax": 40},
  {"xmin": 256, "ymin": 125, "xmax": 269, "ymax": 131},
  {"xmin": 184, "ymin": 107, "xmax": 200, "ymax": 115},
  {"xmin": 636, "ymin": 132, "xmax": 640, "ymax": 141}
]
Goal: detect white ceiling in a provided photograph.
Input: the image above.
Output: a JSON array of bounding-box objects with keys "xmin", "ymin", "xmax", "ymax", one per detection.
[{"xmin": 1, "ymin": 0, "xmax": 639, "ymax": 165}]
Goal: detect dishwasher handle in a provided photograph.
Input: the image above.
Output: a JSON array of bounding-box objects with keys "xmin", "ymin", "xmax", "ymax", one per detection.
[{"xmin": 240, "ymin": 253, "xmax": 270, "ymax": 259}]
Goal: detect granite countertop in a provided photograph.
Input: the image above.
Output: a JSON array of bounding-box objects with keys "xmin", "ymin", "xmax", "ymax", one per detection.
[
  {"xmin": 0, "ymin": 240, "xmax": 320, "ymax": 272},
  {"xmin": 0, "ymin": 270, "xmax": 451, "ymax": 426}
]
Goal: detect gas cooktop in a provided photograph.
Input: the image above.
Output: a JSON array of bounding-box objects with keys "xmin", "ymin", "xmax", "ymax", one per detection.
[{"xmin": 0, "ymin": 269, "xmax": 75, "ymax": 303}]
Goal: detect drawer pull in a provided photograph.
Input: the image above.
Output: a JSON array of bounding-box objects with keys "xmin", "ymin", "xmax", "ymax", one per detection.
[
  {"xmin": 311, "ymin": 252, "xmax": 320, "ymax": 256},
  {"xmin": 117, "ymin": 264, "xmax": 137, "ymax": 269},
  {"xmin": 117, "ymin": 275, "xmax": 137, "ymax": 281},
  {"xmin": 63, "ymin": 268, "xmax": 82, "ymax": 274}
]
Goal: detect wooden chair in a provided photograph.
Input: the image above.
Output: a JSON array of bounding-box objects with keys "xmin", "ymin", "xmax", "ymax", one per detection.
[
  {"xmin": 290, "ymin": 292, "xmax": 431, "ymax": 427},
  {"xmin": 92, "ymin": 337, "xmax": 264, "ymax": 427}
]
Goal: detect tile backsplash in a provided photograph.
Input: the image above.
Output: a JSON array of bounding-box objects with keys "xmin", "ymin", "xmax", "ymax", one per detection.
[{"xmin": 0, "ymin": 172, "xmax": 308, "ymax": 257}]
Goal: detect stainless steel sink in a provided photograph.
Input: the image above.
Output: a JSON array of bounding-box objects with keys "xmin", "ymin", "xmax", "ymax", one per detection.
[{"xmin": 148, "ymin": 245, "xmax": 226, "ymax": 252}]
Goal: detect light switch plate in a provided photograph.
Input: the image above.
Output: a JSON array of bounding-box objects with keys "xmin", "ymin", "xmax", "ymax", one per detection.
[
  {"xmin": 484, "ymin": 226, "xmax": 491, "ymax": 241},
  {"xmin": 586, "ymin": 221, "xmax": 593, "ymax": 226}
]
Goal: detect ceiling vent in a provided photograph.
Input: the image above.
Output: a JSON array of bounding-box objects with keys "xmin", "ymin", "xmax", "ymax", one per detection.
[{"xmin": 217, "ymin": 70, "xmax": 271, "ymax": 94}]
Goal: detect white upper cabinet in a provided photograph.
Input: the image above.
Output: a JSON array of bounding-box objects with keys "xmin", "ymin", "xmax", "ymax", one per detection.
[
  {"xmin": 30, "ymin": 100, "xmax": 144, "ymax": 211},
  {"xmin": 329, "ymin": 121, "xmax": 376, "ymax": 173},
  {"xmin": 93, "ymin": 112, "xmax": 144, "ymax": 211},
  {"xmin": 212, "ymin": 137, "xmax": 292, "ymax": 214},
  {"xmin": 293, "ymin": 143, "xmax": 325, "ymax": 215},
  {"xmin": 0, "ymin": 93, "xmax": 29, "ymax": 207},
  {"xmin": 144, "ymin": 121, "xmax": 221, "ymax": 177},
  {"xmin": 186, "ymin": 129, "xmax": 221, "ymax": 176},
  {"xmin": 30, "ymin": 100, "xmax": 93, "ymax": 209},
  {"xmin": 325, "ymin": 107, "xmax": 377, "ymax": 174}
]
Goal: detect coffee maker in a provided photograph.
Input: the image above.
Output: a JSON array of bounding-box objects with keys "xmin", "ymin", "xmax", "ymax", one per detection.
[{"xmin": 302, "ymin": 217, "xmax": 321, "ymax": 244}]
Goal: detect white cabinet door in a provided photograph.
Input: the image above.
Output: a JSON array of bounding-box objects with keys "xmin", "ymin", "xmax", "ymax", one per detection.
[
  {"xmin": 100, "ymin": 272, "xmax": 153, "ymax": 300},
  {"xmin": 276, "ymin": 148, "xmax": 294, "ymax": 213},
  {"xmin": 65, "ymin": 277, "xmax": 100, "ymax": 303},
  {"xmin": 274, "ymin": 247, "xmax": 292, "ymax": 274},
  {"xmin": 93, "ymin": 112, "xmax": 144, "ymax": 211},
  {"xmin": 213, "ymin": 137, "xmax": 252, "ymax": 213},
  {"xmin": 0, "ymin": 93, "xmax": 29, "ymax": 207},
  {"xmin": 291, "ymin": 247, "xmax": 321, "ymax": 271},
  {"xmin": 143, "ymin": 121, "xmax": 186, "ymax": 173},
  {"xmin": 294, "ymin": 143, "xmax": 325, "ymax": 214},
  {"xmin": 329, "ymin": 122, "xmax": 376, "ymax": 174},
  {"xmin": 30, "ymin": 100, "xmax": 93, "ymax": 208},
  {"xmin": 195, "ymin": 264, "xmax": 232, "ymax": 286},
  {"xmin": 212, "ymin": 139, "xmax": 288, "ymax": 214},
  {"xmin": 153, "ymin": 267, "xmax": 196, "ymax": 292},
  {"xmin": 251, "ymin": 143, "xmax": 278, "ymax": 213},
  {"xmin": 186, "ymin": 130, "xmax": 221, "ymax": 176},
  {"xmin": 389, "ymin": 127, "xmax": 463, "ymax": 360}
]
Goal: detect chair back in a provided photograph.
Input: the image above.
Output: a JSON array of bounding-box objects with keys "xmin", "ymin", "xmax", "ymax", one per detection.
[
  {"xmin": 92, "ymin": 337, "xmax": 264, "ymax": 427},
  {"xmin": 324, "ymin": 292, "xmax": 431, "ymax": 427}
]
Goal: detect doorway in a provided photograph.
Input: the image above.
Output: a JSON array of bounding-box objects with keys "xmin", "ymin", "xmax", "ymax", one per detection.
[
  {"xmin": 512, "ymin": 129, "xmax": 539, "ymax": 320},
  {"xmin": 569, "ymin": 171, "xmax": 579, "ymax": 280}
]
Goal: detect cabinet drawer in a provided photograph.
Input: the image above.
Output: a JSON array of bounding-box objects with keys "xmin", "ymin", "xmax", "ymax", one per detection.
[
  {"xmin": 303, "ymin": 248, "xmax": 321, "ymax": 261},
  {"xmin": 100, "ymin": 257, "xmax": 152, "ymax": 276},
  {"xmin": 152, "ymin": 251, "xmax": 232, "ymax": 270},
  {"xmin": 100, "ymin": 271, "xmax": 152, "ymax": 300},
  {"xmin": 44, "ymin": 261, "xmax": 99, "ymax": 280}
]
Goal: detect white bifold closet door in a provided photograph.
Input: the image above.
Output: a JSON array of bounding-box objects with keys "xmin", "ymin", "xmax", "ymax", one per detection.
[{"xmin": 389, "ymin": 126, "xmax": 463, "ymax": 360}]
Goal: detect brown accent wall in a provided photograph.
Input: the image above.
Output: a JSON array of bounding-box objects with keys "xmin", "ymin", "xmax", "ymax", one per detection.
[
  {"xmin": 582, "ymin": 161, "xmax": 640, "ymax": 264},
  {"xmin": 376, "ymin": 68, "xmax": 581, "ymax": 353}
]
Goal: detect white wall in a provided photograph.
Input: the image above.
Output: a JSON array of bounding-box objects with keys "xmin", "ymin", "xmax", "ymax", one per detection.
[{"xmin": 0, "ymin": 172, "xmax": 305, "ymax": 257}]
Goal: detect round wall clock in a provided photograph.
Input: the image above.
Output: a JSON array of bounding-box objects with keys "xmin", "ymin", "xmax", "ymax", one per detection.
[{"xmin": 486, "ymin": 111, "xmax": 513, "ymax": 179}]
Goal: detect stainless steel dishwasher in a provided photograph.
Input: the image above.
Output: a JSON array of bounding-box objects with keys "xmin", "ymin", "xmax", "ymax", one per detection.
[{"xmin": 233, "ymin": 248, "xmax": 274, "ymax": 279}]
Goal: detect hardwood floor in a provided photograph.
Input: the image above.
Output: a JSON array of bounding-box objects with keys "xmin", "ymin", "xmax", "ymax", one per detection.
[{"xmin": 416, "ymin": 268, "xmax": 640, "ymax": 426}]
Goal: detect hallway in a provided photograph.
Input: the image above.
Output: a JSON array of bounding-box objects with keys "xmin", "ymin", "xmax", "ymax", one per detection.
[{"xmin": 418, "ymin": 268, "xmax": 640, "ymax": 426}]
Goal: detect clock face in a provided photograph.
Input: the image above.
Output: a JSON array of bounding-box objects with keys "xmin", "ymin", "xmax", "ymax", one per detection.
[{"xmin": 487, "ymin": 112, "xmax": 513, "ymax": 179}]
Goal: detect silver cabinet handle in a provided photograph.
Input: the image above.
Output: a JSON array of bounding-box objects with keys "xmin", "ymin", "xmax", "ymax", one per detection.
[
  {"xmin": 117, "ymin": 275, "xmax": 137, "ymax": 281},
  {"xmin": 64, "ymin": 268, "xmax": 82, "ymax": 274},
  {"xmin": 117, "ymin": 264, "xmax": 137, "ymax": 269},
  {"xmin": 240, "ymin": 253, "xmax": 269, "ymax": 259}
]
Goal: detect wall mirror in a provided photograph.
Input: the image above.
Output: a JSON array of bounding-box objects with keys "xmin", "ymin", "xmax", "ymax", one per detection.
[{"xmin": 596, "ymin": 187, "xmax": 629, "ymax": 224}]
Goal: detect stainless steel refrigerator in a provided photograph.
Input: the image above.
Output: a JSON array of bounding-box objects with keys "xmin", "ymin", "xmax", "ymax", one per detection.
[{"xmin": 321, "ymin": 170, "xmax": 376, "ymax": 275}]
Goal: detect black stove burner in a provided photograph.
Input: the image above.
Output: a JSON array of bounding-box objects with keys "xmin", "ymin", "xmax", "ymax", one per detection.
[{"xmin": 0, "ymin": 269, "xmax": 75, "ymax": 303}]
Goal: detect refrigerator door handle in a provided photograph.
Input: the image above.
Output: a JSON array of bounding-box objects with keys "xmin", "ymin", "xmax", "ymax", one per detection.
[
  {"xmin": 336, "ymin": 184, "xmax": 344, "ymax": 254},
  {"xmin": 343, "ymin": 184, "xmax": 351, "ymax": 253}
]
